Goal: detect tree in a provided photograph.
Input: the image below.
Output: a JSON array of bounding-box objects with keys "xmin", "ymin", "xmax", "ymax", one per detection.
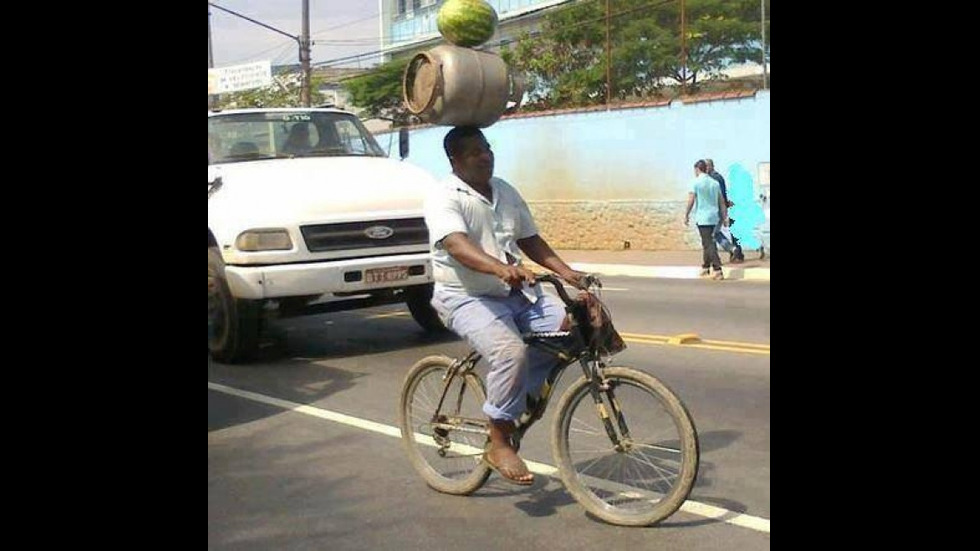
[
  {"xmin": 340, "ymin": 58, "xmax": 413, "ymax": 125},
  {"xmin": 214, "ymin": 71, "xmax": 327, "ymax": 109},
  {"xmin": 502, "ymin": 1, "xmax": 607, "ymax": 109},
  {"xmin": 502, "ymin": 0, "xmax": 764, "ymax": 110},
  {"xmin": 675, "ymin": 0, "xmax": 762, "ymax": 86}
]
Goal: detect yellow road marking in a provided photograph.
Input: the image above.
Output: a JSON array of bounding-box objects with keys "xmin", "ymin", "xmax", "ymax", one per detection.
[
  {"xmin": 620, "ymin": 332, "xmax": 770, "ymax": 356},
  {"xmin": 361, "ymin": 313, "xmax": 770, "ymax": 356},
  {"xmin": 366, "ymin": 311, "xmax": 409, "ymax": 319}
]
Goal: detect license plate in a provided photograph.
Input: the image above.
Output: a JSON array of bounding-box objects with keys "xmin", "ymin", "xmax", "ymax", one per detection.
[{"xmin": 364, "ymin": 266, "xmax": 409, "ymax": 284}]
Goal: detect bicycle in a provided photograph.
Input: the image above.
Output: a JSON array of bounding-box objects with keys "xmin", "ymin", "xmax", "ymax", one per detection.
[{"xmin": 397, "ymin": 273, "xmax": 700, "ymax": 527}]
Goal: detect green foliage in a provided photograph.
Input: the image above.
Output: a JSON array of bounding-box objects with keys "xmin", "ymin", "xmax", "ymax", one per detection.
[
  {"xmin": 505, "ymin": 0, "xmax": 767, "ymax": 110},
  {"xmin": 340, "ymin": 58, "xmax": 412, "ymax": 125},
  {"xmin": 218, "ymin": 0, "xmax": 770, "ymax": 116}
]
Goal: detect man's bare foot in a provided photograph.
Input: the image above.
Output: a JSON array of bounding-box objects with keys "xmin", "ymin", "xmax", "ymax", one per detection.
[
  {"xmin": 484, "ymin": 444, "xmax": 533, "ymax": 485},
  {"xmin": 486, "ymin": 419, "xmax": 534, "ymax": 485}
]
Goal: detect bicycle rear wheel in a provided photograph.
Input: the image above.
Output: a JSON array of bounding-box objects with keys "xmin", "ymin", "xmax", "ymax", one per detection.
[
  {"xmin": 551, "ymin": 367, "xmax": 699, "ymax": 526},
  {"xmin": 398, "ymin": 355, "xmax": 491, "ymax": 495}
]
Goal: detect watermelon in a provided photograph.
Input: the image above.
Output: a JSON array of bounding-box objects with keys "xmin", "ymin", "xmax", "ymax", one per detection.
[{"xmin": 437, "ymin": 0, "xmax": 498, "ymax": 48}]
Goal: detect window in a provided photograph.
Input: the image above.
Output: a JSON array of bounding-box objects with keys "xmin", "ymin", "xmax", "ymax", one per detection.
[
  {"xmin": 336, "ymin": 120, "xmax": 369, "ymax": 155},
  {"xmin": 208, "ymin": 111, "xmax": 385, "ymax": 165}
]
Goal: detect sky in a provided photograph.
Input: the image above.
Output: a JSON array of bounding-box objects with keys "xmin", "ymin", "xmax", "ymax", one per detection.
[{"xmin": 208, "ymin": 1, "xmax": 383, "ymax": 69}]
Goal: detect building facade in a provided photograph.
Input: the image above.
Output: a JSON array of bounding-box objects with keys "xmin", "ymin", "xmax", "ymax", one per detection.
[{"xmin": 379, "ymin": 0, "xmax": 573, "ymax": 60}]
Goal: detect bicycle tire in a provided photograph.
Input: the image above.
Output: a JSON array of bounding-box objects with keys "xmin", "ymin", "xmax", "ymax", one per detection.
[
  {"xmin": 551, "ymin": 367, "xmax": 699, "ymax": 526},
  {"xmin": 398, "ymin": 355, "xmax": 492, "ymax": 495}
]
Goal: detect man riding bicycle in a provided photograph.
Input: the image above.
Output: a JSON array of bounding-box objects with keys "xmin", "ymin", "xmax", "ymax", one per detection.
[{"xmin": 423, "ymin": 126, "xmax": 588, "ymax": 486}]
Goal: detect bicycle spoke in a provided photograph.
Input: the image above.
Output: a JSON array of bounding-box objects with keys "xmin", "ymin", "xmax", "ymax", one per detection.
[
  {"xmin": 553, "ymin": 368, "xmax": 699, "ymax": 526},
  {"xmin": 568, "ymin": 416, "xmax": 605, "ymax": 437},
  {"xmin": 632, "ymin": 442, "xmax": 684, "ymax": 454},
  {"xmin": 399, "ymin": 358, "xmax": 492, "ymax": 495},
  {"xmin": 621, "ymin": 452, "xmax": 678, "ymax": 490}
]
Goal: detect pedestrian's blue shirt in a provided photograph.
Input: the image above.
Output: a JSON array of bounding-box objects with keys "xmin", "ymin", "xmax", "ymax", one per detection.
[{"xmin": 691, "ymin": 173, "xmax": 722, "ymax": 226}]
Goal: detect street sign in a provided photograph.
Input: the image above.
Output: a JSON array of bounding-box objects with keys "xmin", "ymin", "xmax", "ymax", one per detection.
[{"xmin": 208, "ymin": 61, "xmax": 272, "ymax": 95}]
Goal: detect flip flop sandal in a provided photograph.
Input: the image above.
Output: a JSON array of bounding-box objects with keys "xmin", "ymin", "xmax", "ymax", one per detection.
[{"xmin": 483, "ymin": 450, "xmax": 534, "ymax": 486}]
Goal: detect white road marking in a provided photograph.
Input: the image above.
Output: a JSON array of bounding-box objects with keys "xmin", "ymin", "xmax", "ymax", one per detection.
[{"xmin": 208, "ymin": 381, "xmax": 770, "ymax": 534}]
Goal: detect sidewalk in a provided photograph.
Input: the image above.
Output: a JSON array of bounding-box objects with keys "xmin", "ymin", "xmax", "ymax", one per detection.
[{"xmin": 548, "ymin": 249, "xmax": 771, "ymax": 281}]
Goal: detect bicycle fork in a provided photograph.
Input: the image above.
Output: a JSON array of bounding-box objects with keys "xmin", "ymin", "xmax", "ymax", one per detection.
[{"xmin": 581, "ymin": 359, "xmax": 634, "ymax": 452}]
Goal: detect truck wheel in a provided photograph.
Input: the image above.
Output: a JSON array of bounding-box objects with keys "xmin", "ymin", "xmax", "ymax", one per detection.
[
  {"xmin": 404, "ymin": 283, "xmax": 446, "ymax": 332},
  {"xmin": 209, "ymin": 248, "xmax": 262, "ymax": 363}
]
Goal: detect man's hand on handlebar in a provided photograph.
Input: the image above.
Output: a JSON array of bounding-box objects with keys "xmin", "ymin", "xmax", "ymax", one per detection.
[
  {"xmin": 558, "ymin": 269, "xmax": 592, "ymax": 290},
  {"xmin": 495, "ymin": 264, "xmax": 538, "ymax": 289}
]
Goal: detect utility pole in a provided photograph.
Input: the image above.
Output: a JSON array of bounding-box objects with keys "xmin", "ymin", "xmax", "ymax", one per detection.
[
  {"xmin": 208, "ymin": 2, "xmax": 217, "ymax": 109},
  {"xmin": 300, "ymin": 0, "xmax": 312, "ymax": 106},
  {"xmin": 605, "ymin": 0, "xmax": 611, "ymax": 107},
  {"xmin": 761, "ymin": 0, "xmax": 767, "ymax": 89},
  {"xmin": 679, "ymin": 0, "xmax": 686, "ymax": 93},
  {"xmin": 208, "ymin": 2, "xmax": 214, "ymax": 69},
  {"xmin": 207, "ymin": 2, "xmax": 312, "ymax": 106}
]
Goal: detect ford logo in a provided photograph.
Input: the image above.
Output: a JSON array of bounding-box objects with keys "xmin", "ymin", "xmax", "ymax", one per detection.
[{"xmin": 364, "ymin": 225, "xmax": 394, "ymax": 240}]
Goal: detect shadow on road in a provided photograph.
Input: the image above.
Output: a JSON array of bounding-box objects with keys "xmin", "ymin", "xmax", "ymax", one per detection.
[
  {"xmin": 208, "ymin": 306, "xmax": 460, "ymax": 433},
  {"xmin": 255, "ymin": 308, "xmax": 459, "ymax": 362}
]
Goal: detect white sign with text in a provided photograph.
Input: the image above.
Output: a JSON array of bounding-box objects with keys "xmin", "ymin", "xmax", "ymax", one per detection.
[{"xmin": 208, "ymin": 61, "xmax": 272, "ymax": 95}]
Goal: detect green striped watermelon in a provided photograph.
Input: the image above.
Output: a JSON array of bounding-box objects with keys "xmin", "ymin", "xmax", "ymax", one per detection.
[{"xmin": 437, "ymin": 0, "xmax": 498, "ymax": 48}]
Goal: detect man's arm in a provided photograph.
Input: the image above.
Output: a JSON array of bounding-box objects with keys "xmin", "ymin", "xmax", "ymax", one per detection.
[
  {"xmin": 718, "ymin": 192, "xmax": 729, "ymax": 226},
  {"xmin": 719, "ymin": 177, "xmax": 734, "ymax": 207},
  {"xmin": 684, "ymin": 192, "xmax": 695, "ymax": 225},
  {"xmin": 517, "ymin": 234, "xmax": 587, "ymax": 287},
  {"xmin": 441, "ymin": 232, "xmax": 535, "ymax": 288}
]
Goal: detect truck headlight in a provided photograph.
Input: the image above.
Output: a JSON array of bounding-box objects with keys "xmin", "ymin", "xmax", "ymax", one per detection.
[{"xmin": 236, "ymin": 229, "xmax": 293, "ymax": 251}]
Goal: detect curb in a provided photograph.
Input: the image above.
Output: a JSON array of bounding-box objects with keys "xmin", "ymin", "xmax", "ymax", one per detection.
[{"xmin": 568, "ymin": 262, "xmax": 771, "ymax": 282}]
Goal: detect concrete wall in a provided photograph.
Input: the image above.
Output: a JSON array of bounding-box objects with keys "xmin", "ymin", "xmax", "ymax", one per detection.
[{"xmin": 390, "ymin": 90, "xmax": 770, "ymax": 250}]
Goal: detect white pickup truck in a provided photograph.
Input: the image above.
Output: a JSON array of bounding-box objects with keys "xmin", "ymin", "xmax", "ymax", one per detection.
[{"xmin": 208, "ymin": 107, "xmax": 441, "ymax": 363}]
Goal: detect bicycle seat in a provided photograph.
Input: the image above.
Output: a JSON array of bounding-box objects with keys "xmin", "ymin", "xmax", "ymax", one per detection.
[
  {"xmin": 523, "ymin": 330, "xmax": 584, "ymax": 359},
  {"xmin": 522, "ymin": 331, "xmax": 572, "ymax": 341}
]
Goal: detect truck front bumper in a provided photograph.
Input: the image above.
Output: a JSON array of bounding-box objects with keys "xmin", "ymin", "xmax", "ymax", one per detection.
[{"xmin": 224, "ymin": 253, "xmax": 433, "ymax": 300}]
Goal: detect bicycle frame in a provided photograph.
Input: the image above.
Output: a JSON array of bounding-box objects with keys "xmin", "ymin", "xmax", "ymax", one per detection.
[
  {"xmin": 428, "ymin": 274, "xmax": 631, "ymax": 451},
  {"xmin": 401, "ymin": 273, "xmax": 700, "ymax": 526}
]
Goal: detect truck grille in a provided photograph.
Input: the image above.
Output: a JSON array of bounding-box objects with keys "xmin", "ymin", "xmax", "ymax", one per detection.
[{"xmin": 301, "ymin": 218, "xmax": 429, "ymax": 252}]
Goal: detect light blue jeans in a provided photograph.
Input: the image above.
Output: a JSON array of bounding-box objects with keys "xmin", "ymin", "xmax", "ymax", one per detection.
[{"xmin": 431, "ymin": 288, "xmax": 566, "ymax": 422}]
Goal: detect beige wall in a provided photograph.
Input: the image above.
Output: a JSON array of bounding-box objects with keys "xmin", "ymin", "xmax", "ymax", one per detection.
[{"xmin": 529, "ymin": 200, "xmax": 701, "ymax": 250}]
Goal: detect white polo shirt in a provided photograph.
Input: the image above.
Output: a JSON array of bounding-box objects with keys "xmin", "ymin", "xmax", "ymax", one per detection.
[{"xmin": 424, "ymin": 174, "xmax": 539, "ymax": 297}]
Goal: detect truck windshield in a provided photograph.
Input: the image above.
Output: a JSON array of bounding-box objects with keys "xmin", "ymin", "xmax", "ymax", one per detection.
[{"xmin": 208, "ymin": 111, "xmax": 387, "ymax": 164}]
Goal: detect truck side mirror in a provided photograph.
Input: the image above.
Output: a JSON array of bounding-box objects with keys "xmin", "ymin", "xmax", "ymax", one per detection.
[{"xmin": 399, "ymin": 127, "xmax": 409, "ymax": 160}]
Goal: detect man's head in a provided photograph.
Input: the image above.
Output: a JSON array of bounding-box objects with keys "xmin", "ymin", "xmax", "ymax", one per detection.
[
  {"xmin": 704, "ymin": 159, "xmax": 715, "ymax": 172},
  {"xmin": 286, "ymin": 123, "xmax": 312, "ymax": 148},
  {"xmin": 694, "ymin": 159, "xmax": 708, "ymax": 175},
  {"xmin": 444, "ymin": 126, "xmax": 494, "ymax": 186}
]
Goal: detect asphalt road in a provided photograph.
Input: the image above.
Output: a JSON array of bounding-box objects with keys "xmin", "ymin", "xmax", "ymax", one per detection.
[{"xmin": 208, "ymin": 275, "xmax": 770, "ymax": 550}]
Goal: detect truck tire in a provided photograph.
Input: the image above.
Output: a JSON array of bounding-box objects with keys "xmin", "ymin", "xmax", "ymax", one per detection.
[
  {"xmin": 404, "ymin": 283, "xmax": 446, "ymax": 332},
  {"xmin": 209, "ymin": 248, "xmax": 262, "ymax": 363}
]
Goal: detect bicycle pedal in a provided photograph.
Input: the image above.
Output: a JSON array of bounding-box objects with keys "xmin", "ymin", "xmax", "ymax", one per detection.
[{"xmin": 433, "ymin": 415, "xmax": 450, "ymax": 438}]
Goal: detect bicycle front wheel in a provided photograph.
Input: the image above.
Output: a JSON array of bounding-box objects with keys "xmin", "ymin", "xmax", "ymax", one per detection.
[
  {"xmin": 398, "ymin": 355, "xmax": 491, "ymax": 495},
  {"xmin": 551, "ymin": 367, "xmax": 699, "ymax": 526}
]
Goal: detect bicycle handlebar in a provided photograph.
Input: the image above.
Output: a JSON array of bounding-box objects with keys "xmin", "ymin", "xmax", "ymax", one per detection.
[{"xmin": 534, "ymin": 273, "xmax": 602, "ymax": 305}]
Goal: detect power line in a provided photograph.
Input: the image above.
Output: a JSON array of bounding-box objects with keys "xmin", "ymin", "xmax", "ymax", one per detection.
[
  {"xmin": 208, "ymin": 2, "xmax": 297, "ymax": 41},
  {"xmin": 313, "ymin": 0, "xmax": 679, "ymax": 69},
  {"xmin": 310, "ymin": 13, "xmax": 379, "ymax": 38},
  {"xmin": 211, "ymin": 3, "xmax": 381, "ymax": 65}
]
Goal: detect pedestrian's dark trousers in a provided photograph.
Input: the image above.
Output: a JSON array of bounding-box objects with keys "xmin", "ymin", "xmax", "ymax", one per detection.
[{"xmin": 697, "ymin": 225, "xmax": 722, "ymax": 271}]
